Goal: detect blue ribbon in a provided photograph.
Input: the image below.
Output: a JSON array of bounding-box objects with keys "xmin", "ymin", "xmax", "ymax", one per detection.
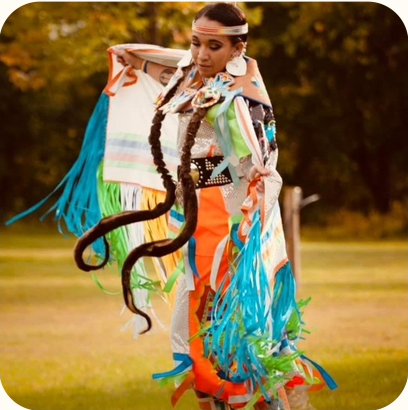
[
  {"xmin": 272, "ymin": 262, "xmax": 297, "ymax": 342},
  {"xmin": 188, "ymin": 237, "xmax": 199, "ymax": 277},
  {"xmin": 212, "ymin": 88, "xmax": 243, "ymax": 185},
  {"xmin": 300, "ymin": 354, "xmax": 338, "ymax": 390},
  {"xmin": 231, "ymin": 223, "xmax": 244, "ymax": 251},
  {"xmin": 6, "ymin": 93, "xmax": 109, "ymax": 255},
  {"xmin": 152, "ymin": 353, "xmax": 193, "ymax": 380}
]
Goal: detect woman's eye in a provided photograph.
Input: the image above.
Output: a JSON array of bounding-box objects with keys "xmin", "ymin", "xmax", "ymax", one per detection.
[{"xmin": 210, "ymin": 45, "xmax": 221, "ymax": 50}]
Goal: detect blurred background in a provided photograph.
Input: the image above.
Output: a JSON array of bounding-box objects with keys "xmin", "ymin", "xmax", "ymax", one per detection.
[
  {"xmin": 0, "ymin": 4, "xmax": 407, "ymax": 410},
  {"xmin": 0, "ymin": 1, "xmax": 407, "ymax": 239}
]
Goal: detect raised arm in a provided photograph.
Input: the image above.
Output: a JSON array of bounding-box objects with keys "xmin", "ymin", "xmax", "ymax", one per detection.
[{"xmin": 112, "ymin": 48, "xmax": 176, "ymax": 86}]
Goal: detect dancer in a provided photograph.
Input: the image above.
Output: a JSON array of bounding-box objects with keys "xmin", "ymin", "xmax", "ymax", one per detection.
[{"xmin": 9, "ymin": 3, "xmax": 337, "ymax": 409}]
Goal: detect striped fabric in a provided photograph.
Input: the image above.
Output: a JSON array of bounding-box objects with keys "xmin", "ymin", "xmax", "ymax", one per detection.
[{"xmin": 103, "ymin": 45, "xmax": 183, "ymax": 191}]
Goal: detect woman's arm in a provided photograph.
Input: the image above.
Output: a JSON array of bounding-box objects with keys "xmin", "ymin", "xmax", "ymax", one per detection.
[{"xmin": 112, "ymin": 48, "xmax": 176, "ymax": 86}]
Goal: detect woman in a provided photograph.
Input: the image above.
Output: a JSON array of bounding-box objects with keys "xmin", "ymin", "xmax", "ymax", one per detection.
[{"xmin": 69, "ymin": 3, "xmax": 336, "ymax": 410}]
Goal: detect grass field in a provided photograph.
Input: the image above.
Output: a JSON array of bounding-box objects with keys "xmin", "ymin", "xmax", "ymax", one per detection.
[{"xmin": 0, "ymin": 226, "xmax": 407, "ymax": 410}]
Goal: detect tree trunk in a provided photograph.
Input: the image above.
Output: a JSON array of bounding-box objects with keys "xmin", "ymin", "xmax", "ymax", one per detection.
[{"xmin": 148, "ymin": 3, "xmax": 159, "ymax": 45}]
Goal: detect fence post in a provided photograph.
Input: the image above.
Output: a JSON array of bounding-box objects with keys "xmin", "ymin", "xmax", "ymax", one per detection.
[{"xmin": 283, "ymin": 186, "xmax": 303, "ymax": 288}]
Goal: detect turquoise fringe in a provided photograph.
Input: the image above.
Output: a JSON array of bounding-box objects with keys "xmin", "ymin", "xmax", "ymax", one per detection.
[
  {"xmin": 202, "ymin": 209, "xmax": 298, "ymax": 398},
  {"xmin": 272, "ymin": 261, "xmax": 298, "ymax": 342},
  {"xmin": 152, "ymin": 353, "xmax": 193, "ymax": 380},
  {"xmin": 6, "ymin": 93, "xmax": 109, "ymax": 254}
]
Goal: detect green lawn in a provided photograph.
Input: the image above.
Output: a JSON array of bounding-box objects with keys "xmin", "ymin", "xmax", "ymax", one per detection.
[{"xmin": 0, "ymin": 227, "xmax": 407, "ymax": 410}]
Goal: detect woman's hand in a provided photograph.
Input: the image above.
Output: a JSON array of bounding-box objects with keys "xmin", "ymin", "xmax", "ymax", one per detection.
[
  {"xmin": 247, "ymin": 164, "xmax": 271, "ymax": 193},
  {"xmin": 248, "ymin": 164, "xmax": 270, "ymax": 180},
  {"xmin": 111, "ymin": 48, "xmax": 144, "ymax": 70}
]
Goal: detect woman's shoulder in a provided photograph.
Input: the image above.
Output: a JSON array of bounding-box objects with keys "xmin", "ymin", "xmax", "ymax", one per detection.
[{"xmin": 232, "ymin": 58, "xmax": 272, "ymax": 108}]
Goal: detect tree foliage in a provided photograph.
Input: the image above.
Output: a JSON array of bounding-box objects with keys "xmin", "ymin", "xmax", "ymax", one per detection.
[
  {"xmin": 0, "ymin": 2, "xmax": 203, "ymax": 91},
  {"xmin": 249, "ymin": 2, "xmax": 408, "ymax": 215},
  {"xmin": 0, "ymin": 2, "xmax": 407, "ymax": 223}
]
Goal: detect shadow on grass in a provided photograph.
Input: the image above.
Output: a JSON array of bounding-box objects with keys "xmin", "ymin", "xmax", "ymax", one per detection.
[
  {"xmin": 311, "ymin": 355, "xmax": 408, "ymax": 410},
  {"xmin": 3, "ymin": 378, "xmax": 199, "ymax": 410}
]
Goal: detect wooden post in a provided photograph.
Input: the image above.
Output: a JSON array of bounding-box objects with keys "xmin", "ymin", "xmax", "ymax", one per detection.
[{"xmin": 283, "ymin": 186, "xmax": 303, "ymax": 288}]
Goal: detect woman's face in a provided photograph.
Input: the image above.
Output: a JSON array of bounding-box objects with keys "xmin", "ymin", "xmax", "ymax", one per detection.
[{"xmin": 191, "ymin": 16, "xmax": 243, "ymax": 78}]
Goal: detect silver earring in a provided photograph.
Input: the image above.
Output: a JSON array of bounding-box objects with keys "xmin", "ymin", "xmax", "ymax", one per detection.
[{"xmin": 226, "ymin": 53, "xmax": 247, "ymax": 76}]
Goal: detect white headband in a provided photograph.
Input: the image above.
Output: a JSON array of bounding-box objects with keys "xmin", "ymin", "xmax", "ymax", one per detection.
[{"xmin": 192, "ymin": 21, "xmax": 248, "ymax": 36}]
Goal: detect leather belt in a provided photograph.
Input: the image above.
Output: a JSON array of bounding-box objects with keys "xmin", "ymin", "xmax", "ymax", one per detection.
[{"xmin": 178, "ymin": 156, "xmax": 233, "ymax": 189}]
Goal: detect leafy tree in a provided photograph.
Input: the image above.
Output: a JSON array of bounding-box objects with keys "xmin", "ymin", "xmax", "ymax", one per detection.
[
  {"xmin": 0, "ymin": 2, "xmax": 406, "ymax": 224},
  {"xmin": 249, "ymin": 2, "xmax": 408, "ymax": 215},
  {"xmin": 0, "ymin": 1, "xmax": 265, "ymax": 221},
  {"xmin": 0, "ymin": 2, "xmax": 204, "ymax": 220},
  {"xmin": 0, "ymin": 2, "xmax": 207, "ymax": 91}
]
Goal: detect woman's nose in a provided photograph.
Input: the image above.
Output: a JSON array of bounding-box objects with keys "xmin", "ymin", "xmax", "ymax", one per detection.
[{"xmin": 197, "ymin": 46, "xmax": 209, "ymax": 61}]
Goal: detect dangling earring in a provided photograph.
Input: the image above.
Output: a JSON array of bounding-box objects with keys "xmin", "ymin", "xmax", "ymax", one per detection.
[
  {"xmin": 178, "ymin": 48, "xmax": 193, "ymax": 68},
  {"xmin": 226, "ymin": 52, "xmax": 247, "ymax": 76}
]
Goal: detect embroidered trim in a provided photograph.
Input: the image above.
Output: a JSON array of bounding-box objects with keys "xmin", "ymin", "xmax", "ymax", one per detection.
[
  {"xmin": 192, "ymin": 22, "xmax": 248, "ymax": 36},
  {"xmin": 191, "ymin": 72, "xmax": 235, "ymax": 108}
]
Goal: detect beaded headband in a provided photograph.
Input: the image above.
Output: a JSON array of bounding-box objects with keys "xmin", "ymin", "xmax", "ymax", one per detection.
[{"xmin": 192, "ymin": 21, "xmax": 248, "ymax": 36}]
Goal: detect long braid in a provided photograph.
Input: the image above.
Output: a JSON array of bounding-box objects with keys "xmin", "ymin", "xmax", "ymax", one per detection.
[
  {"xmin": 178, "ymin": 108, "xmax": 207, "ymax": 230},
  {"xmin": 74, "ymin": 70, "xmax": 209, "ymax": 334},
  {"xmin": 74, "ymin": 76, "xmax": 183, "ymax": 332},
  {"xmin": 121, "ymin": 107, "xmax": 208, "ymax": 331},
  {"xmin": 74, "ymin": 77, "xmax": 182, "ymax": 272},
  {"xmin": 148, "ymin": 105, "xmax": 175, "ymax": 195}
]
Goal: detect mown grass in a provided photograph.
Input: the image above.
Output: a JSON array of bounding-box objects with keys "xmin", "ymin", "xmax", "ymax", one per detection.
[
  {"xmin": 297, "ymin": 242, "xmax": 408, "ymax": 410},
  {"xmin": 0, "ymin": 226, "xmax": 407, "ymax": 410}
]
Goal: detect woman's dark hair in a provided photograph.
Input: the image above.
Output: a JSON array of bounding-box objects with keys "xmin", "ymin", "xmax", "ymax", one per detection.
[
  {"xmin": 195, "ymin": 2, "xmax": 248, "ymax": 44},
  {"xmin": 73, "ymin": 72, "xmax": 207, "ymax": 334},
  {"xmin": 75, "ymin": 4, "xmax": 249, "ymax": 334},
  {"xmin": 74, "ymin": 77, "xmax": 184, "ymax": 333}
]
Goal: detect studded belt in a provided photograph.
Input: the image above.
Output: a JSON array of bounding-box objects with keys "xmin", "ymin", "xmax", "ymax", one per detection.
[{"xmin": 178, "ymin": 156, "xmax": 233, "ymax": 189}]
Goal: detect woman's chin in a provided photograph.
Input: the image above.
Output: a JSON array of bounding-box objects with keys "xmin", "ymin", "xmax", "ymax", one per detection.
[{"xmin": 197, "ymin": 66, "xmax": 217, "ymax": 78}]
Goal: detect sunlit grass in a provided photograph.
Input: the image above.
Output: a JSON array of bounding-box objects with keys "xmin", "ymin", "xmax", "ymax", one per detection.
[
  {"xmin": 298, "ymin": 241, "xmax": 408, "ymax": 410},
  {"xmin": 0, "ymin": 228, "xmax": 407, "ymax": 410}
]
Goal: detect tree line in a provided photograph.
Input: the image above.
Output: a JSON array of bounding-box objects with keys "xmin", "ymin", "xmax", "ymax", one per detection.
[{"xmin": 1, "ymin": 2, "xmax": 407, "ymax": 226}]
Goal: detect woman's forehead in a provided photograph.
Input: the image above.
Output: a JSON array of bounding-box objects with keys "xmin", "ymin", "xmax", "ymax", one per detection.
[
  {"xmin": 194, "ymin": 16, "xmax": 223, "ymax": 28},
  {"xmin": 191, "ymin": 33, "xmax": 228, "ymax": 43}
]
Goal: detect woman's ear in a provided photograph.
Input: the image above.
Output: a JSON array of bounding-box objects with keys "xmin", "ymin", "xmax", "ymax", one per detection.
[
  {"xmin": 226, "ymin": 42, "xmax": 247, "ymax": 76},
  {"xmin": 235, "ymin": 42, "xmax": 245, "ymax": 55}
]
